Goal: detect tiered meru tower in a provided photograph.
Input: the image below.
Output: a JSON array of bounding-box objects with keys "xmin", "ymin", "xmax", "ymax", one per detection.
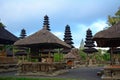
[
  {"xmin": 43, "ymin": 15, "xmax": 50, "ymax": 31},
  {"xmin": 83, "ymin": 28, "xmax": 98, "ymax": 66},
  {"xmin": 63, "ymin": 25, "xmax": 74, "ymax": 48},
  {"xmin": 83, "ymin": 28, "xmax": 98, "ymax": 53},
  {"xmin": 84, "ymin": 28, "xmax": 95, "ymax": 48},
  {"xmin": 20, "ymin": 29, "xmax": 27, "ymax": 39}
]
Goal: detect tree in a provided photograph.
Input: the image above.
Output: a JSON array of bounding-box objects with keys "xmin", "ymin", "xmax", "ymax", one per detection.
[
  {"xmin": 54, "ymin": 53, "xmax": 64, "ymax": 62},
  {"xmin": 0, "ymin": 22, "xmax": 5, "ymax": 28},
  {"xmin": 108, "ymin": 8, "xmax": 120, "ymax": 26},
  {"xmin": 102, "ymin": 53, "xmax": 110, "ymax": 61},
  {"xmin": 79, "ymin": 50, "xmax": 87, "ymax": 60}
]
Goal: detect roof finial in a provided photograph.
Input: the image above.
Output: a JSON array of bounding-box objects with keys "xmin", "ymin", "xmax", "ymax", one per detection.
[
  {"xmin": 43, "ymin": 15, "xmax": 51, "ymax": 31},
  {"xmin": 43, "ymin": 25, "xmax": 48, "ymax": 30},
  {"xmin": 19, "ymin": 28, "xmax": 27, "ymax": 39}
]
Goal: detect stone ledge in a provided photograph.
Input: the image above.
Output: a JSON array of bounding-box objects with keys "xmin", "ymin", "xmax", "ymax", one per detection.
[
  {"xmin": 0, "ymin": 68, "xmax": 17, "ymax": 73},
  {"xmin": 16, "ymin": 69, "xmax": 68, "ymax": 76},
  {"xmin": 101, "ymin": 75, "xmax": 120, "ymax": 80}
]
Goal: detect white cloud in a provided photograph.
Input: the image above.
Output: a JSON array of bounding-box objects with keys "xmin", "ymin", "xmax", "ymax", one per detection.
[
  {"xmin": 90, "ymin": 20, "xmax": 108, "ymax": 35},
  {"xmin": 73, "ymin": 20, "xmax": 108, "ymax": 48},
  {"xmin": 0, "ymin": 0, "xmax": 66, "ymax": 22},
  {"xmin": 52, "ymin": 31, "xmax": 64, "ymax": 40},
  {"xmin": 1, "ymin": 0, "xmax": 119, "ymax": 23},
  {"xmin": 72, "ymin": 24, "xmax": 88, "ymax": 48},
  {"xmin": 0, "ymin": 0, "xmax": 119, "ymax": 49},
  {"xmin": 51, "ymin": 20, "xmax": 108, "ymax": 48}
]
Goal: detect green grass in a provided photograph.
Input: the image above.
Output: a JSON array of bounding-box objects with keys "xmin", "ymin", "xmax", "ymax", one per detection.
[{"xmin": 0, "ymin": 77, "xmax": 77, "ymax": 80}]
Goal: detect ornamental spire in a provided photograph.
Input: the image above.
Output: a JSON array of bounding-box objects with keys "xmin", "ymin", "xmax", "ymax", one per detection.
[
  {"xmin": 20, "ymin": 28, "xmax": 27, "ymax": 39},
  {"xmin": 43, "ymin": 15, "xmax": 50, "ymax": 31}
]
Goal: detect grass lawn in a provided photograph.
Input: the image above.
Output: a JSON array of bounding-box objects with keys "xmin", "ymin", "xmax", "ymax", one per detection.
[{"xmin": 0, "ymin": 77, "xmax": 77, "ymax": 80}]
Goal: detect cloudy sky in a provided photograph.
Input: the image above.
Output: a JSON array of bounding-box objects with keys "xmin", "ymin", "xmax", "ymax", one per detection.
[{"xmin": 0, "ymin": 0, "xmax": 120, "ymax": 48}]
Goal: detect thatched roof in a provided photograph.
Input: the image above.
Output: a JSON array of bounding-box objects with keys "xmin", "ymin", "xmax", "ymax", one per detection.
[
  {"xmin": 93, "ymin": 21, "xmax": 120, "ymax": 47},
  {"xmin": 0, "ymin": 22, "xmax": 19, "ymax": 44},
  {"xmin": 14, "ymin": 27, "xmax": 71, "ymax": 49},
  {"xmin": 39, "ymin": 49, "xmax": 58, "ymax": 53},
  {"xmin": 61, "ymin": 49, "xmax": 71, "ymax": 54},
  {"xmin": 64, "ymin": 52, "xmax": 76, "ymax": 59},
  {"xmin": 64, "ymin": 48, "xmax": 80, "ymax": 59},
  {"xmin": 83, "ymin": 47, "xmax": 98, "ymax": 53}
]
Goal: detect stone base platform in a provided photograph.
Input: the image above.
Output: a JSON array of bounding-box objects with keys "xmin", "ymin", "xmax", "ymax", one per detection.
[
  {"xmin": 16, "ymin": 69, "xmax": 68, "ymax": 76},
  {"xmin": 101, "ymin": 65, "xmax": 120, "ymax": 80}
]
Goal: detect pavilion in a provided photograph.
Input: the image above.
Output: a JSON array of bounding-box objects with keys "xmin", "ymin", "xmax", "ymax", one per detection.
[
  {"xmin": 0, "ymin": 21, "xmax": 18, "ymax": 72},
  {"xmin": 14, "ymin": 16, "xmax": 71, "ymax": 76},
  {"xmin": 14, "ymin": 26, "xmax": 71, "ymax": 62},
  {"xmin": 93, "ymin": 21, "xmax": 120, "ymax": 80},
  {"xmin": 0, "ymin": 22, "xmax": 18, "ymax": 45}
]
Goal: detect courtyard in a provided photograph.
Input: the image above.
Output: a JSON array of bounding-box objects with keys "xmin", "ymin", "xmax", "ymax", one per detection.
[{"xmin": 0, "ymin": 66, "xmax": 102, "ymax": 80}]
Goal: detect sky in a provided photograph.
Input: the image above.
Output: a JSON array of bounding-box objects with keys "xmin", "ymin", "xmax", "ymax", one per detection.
[{"xmin": 0, "ymin": 0, "xmax": 120, "ymax": 48}]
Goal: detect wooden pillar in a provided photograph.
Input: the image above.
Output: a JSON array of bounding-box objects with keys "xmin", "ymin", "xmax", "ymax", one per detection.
[
  {"xmin": 12, "ymin": 46, "xmax": 15, "ymax": 58},
  {"xmin": 27, "ymin": 48, "xmax": 30, "ymax": 62},
  {"xmin": 48, "ymin": 49, "xmax": 51, "ymax": 58},
  {"xmin": 86, "ymin": 53, "xmax": 89, "ymax": 67},
  {"xmin": 47, "ymin": 49, "xmax": 52, "ymax": 63},
  {"xmin": 22, "ymin": 55, "xmax": 24, "ymax": 62},
  {"xmin": 58, "ymin": 48, "xmax": 61, "ymax": 62},
  {"xmin": 61, "ymin": 49, "xmax": 63, "ymax": 61},
  {"xmin": 110, "ymin": 47, "xmax": 113, "ymax": 65}
]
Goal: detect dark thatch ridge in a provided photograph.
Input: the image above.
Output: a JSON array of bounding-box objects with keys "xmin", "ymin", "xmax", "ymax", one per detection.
[
  {"xmin": 14, "ymin": 27, "xmax": 71, "ymax": 49},
  {"xmin": 15, "ymin": 51, "xmax": 27, "ymax": 56},
  {"xmin": 83, "ymin": 48, "xmax": 98, "ymax": 53},
  {"xmin": 39, "ymin": 49, "xmax": 58, "ymax": 53},
  {"xmin": 93, "ymin": 21, "xmax": 120, "ymax": 47},
  {"xmin": 107, "ymin": 48, "xmax": 120, "ymax": 54},
  {"xmin": 0, "ymin": 22, "xmax": 19, "ymax": 44},
  {"xmin": 64, "ymin": 52, "xmax": 76, "ymax": 59}
]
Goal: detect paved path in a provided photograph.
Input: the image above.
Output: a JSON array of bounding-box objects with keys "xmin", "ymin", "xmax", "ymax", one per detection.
[
  {"xmin": 0, "ymin": 66, "xmax": 102, "ymax": 80},
  {"xmin": 56, "ymin": 67, "xmax": 102, "ymax": 80}
]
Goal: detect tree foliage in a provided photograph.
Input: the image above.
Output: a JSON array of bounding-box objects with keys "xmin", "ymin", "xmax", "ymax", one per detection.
[
  {"xmin": 79, "ymin": 49, "xmax": 87, "ymax": 60},
  {"xmin": 108, "ymin": 8, "xmax": 120, "ymax": 26},
  {"xmin": 79, "ymin": 48, "xmax": 110, "ymax": 62},
  {"xmin": 102, "ymin": 53, "xmax": 110, "ymax": 61},
  {"xmin": 54, "ymin": 53, "xmax": 64, "ymax": 62},
  {"xmin": 0, "ymin": 22, "xmax": 5, "ymax": 28}
]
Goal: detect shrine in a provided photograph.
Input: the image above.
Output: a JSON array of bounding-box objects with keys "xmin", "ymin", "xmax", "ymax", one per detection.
[
  {"xmin": 93, "ymin": 21, "xmax": 120, "ymax": 80},
  {"xmin": 62, "ymin": 25, "xmax": 74, "ymax": 54},
  {"xmin": 14, "ymin": 15, "xmax": 71, "ymax": 76},
  {"xmin": 83, "ymin": 29, "xmax": 98, "ymax": 66},
  {"xmin": 0, "ymin": 21, "xmax": 18, "ymax": 72}
]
